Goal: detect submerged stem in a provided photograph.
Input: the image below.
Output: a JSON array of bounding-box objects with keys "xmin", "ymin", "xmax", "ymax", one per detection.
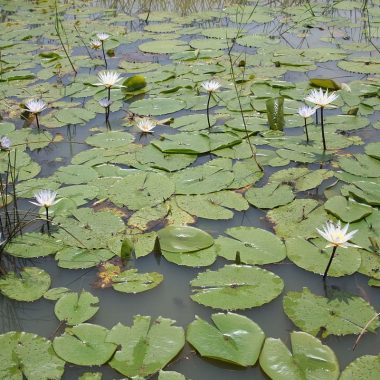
[{"xmin": 323, "ymin": 245, "xmax": 337, "ymax": 279}]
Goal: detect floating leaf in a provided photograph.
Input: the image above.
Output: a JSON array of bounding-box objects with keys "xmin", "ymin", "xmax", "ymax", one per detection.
[
  {"xmin": 245, "ymin": 182, "xmax": 294, "ymax": 209},
  {"xmin": 190, "ymin": 264, "xmax": 284, "ymax": 310},
  {"xmin": 85, "ymin": 131, "xmax": 134, "ymax": 148},
  {"xmin": 340, "ymin": 355, "xmax": 380, "ymax": 380},
  {"xmin": 53, "ymin": 324, "xmax": 117, "ymax": 366},
  {"xmin": 107, "ymin": 316, "xmax": 185, "ymax": 377},
  {"xmin": 157, "ymin": 225, "xmax": 214, "ymax": 253},
  {"xmin": 162, "ymin": 245, "xmax": 217, "ymax": 267},
  {"xmin": 159, "ymin": 370, "xmax": 186, "ymax": 380},
  {"xmin": 112, "ymin": 269, "xmax": 163, "ymax": 293},
  {"xmin": 129, "ymin": 97, "xmax": 186, "ymax": 116},
  {"xmin": 283, "ymin": 287, "xmax": 380, "ymax": 337},
  {"xmin": 44, "ymin": 287, "xmax": 70, "ymax": 301},
  {"xmin": 152, "ymin": 132, "xmax": 210, "ymax": 154},
  {"xmin": 0, "ymin": 267, "xmax": 50, "ymax": 302},
  {"xmin": 309, "ymin": 78, "xmax": 340, "ymax": 90},
  {"xmin": 324, "ymin": 196, "xmax": 372, "ymax": 222},
  {"xmin": 54, "ymin": 290, "xmax": 99, "ymax": 325},
  {"xmin": 286, "ymin": 237, "xmax": 361, "ymax": 277},
  {"xmin": 259, "ymin": 331, "xmax": 340, "ymax": 380},
  {"xmin": 338, "ymin": 154, "xmax": 380, "ymax": 178},
  {"xmin": 215, "ymin": 226, "xmax": 286, "ymax": 265},
  {"xmin": 0, "ymin": 331, "xmax": 64, "ymax": 380},
  {"xmin": 187, "ymin": 312, "xmax": 265, "ymax": 366}
]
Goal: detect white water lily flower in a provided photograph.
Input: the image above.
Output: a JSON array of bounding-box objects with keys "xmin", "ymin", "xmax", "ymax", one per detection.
[
  {"xmin": 298, "ymin": 105, "xmax": 316, "ymax": 118},
  {"xmin": 96, "ymin": 32, "xmax": 110, "ymax": 41},
  {"xmin": 136, "ymin": 117, "xmax": 156, "ymax": 133},
  {"xmin": 201, "ymin": 80, "xmax": 221, "ymax": 93},
  {"xmin": 0, "ymin": 136, "xmax": 11, "ymax": 150},
  {"xmin": 25, "ymin": 99, "xmax": 47, "ymax": 114},
  {"xmin": 305, "ymin": 88, "xmax": 339, "ymax": 108},
  {"xmin": 90, "ymin": 39, "xmax": 102, "ymax": 49},
  {"xmin": 99, "ymin": 98, "xmax": 112, "ymax": 108},
  {"xmin": 30, "ymin": 189, "xmax": 59, "ymax": 208},
  {"xmin": 94, "ymin": 71, "xmax": 123, "ymax": 88},
  {"xmin": 316, "ymin": 220, "xmax": 360, "ymax": 249}
]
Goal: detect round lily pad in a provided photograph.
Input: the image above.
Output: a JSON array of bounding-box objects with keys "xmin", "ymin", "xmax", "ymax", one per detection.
[
  {"xmin": 112, "ymin": 269, "xmax": 163, "ymax": 293},
  {"xmin": 85, "ymin": 131, "xmax": 134, "ymax": 148},
  {"xmin": 162, "ymin": 245, "xmax": 217, "ymax": 267},
  {"xmin": 0, "ymin": 267, "xmax": 51, "ymax": 302},
  {"xmin": 324, "ymin": 196, "xmax": 373, "ymax": 222},
  {"xmin": 340, "ymin": 355, "xmax": 380, "ymax": 380},
  {"xmin": 157, "ymin": 225, "xmax": 214, "ymax": 253},
  {"xmin": 54, "ymin": 291, "xmax": 99, "ymax": 325},
  {"xmin": 190, "ymin": 264, "xmax": 284, "ymax": 310},
  {"xmin": 0, "ymin": 331, "xmax": 64, "ymax": 380},
  {"xmin": 129, "ymin": 97, "xmax": 186, "ymax": 116},
  {"xmin": 53, "ymin": 323, "xmax": 117, "ymax": 366},
  {"xmin": 187, "ymin": 312, "xmax": 265, "ymax": 367}
]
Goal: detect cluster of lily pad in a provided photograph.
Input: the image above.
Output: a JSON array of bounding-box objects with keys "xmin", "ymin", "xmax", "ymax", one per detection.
[{"xmin": 0, "ymin": 0, "xmax": 380, "ymax": 379}]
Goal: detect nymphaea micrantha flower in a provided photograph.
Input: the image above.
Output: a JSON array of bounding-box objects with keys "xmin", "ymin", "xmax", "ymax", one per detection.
[
  {"xmin": 298, "ymin": 105, "xmax": 316, "ymax": 119},
  {"xmin": 316, "ymin": 220, "xmax": 360, "ymax": 249},
  {"xmin": 305, "ymin": 88, "xmax": 339, "ymax": 108},
  {"xmin": 136, "ymin": 117, "xmax": 156, "ymax": 133},
  {"xmin": 96, "ymin": 32, "xmax": 110, "ymax": 41},
  {"xmin": 201, "ymin": 80, "xmax": 221, "ymax": 93},
  {"xmin": 0, "ymin": 136, "xmax": 11, "ymax": 150},
  {"xmin": 25, "ymin": 99, "xmax": 47, "ymax": 114},
  {"xmin": 90, "ymin": 39, "xmax": 102, "ymax": 49},
  {"xmin": 94, "ymin": 71, "xmax": 123, "ymax": 88},
  {"xmin": 30, "ymin": 189, "xmax": 60, "ymax": 208}
]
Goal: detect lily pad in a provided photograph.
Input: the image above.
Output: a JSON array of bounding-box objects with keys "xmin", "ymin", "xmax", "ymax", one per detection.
[
  {"xmin": 0, "ymin": 331, "xmax": 64, "ymax": 380},
  {"xmin": 54, "ymin": 290, "xmax": 99, "ymax": 325},
  {"xmin": 245, "ymin": 182, "xmax": 294, "ymax": 209},
  {"xmin": 0, "ymin": 267, "xmax": 51, "ymax": 302},
  {"xmin": 187, "ymin": 312, "xmax": 265, "ymax": 366},
  {"xmin": 129, "ymin": 97, "xmax": 186, "ymax": 116},
  {"xmin": 259, "ymin": 331, "xmax": 340, "ymax": 380},
  {"xmin": 112, "ymin": 269, "xmax": 163, "ymax": 293},
  {"xmin": 152, "ymin": 132, "xmax": 210, "ymax": 154},
  {"xmin": 338, "ymin": 154, "xmax": 380, "ymax": 178},
  {"xmin": 190, "ymin": 264, "xmax": 284, "ymax": 310},
  {"xmin": 340, "ymin": 355, "xmax": 380, "ymax": 380},
  {"xmin": 324, "ymin": 196, "xmax": 373, "ymax": 222},
  {"xmin": 215, "ymin": 226, "xmax": 286, "ymax": 265},
  {"xmin": 159, "ymin": 370, "xmax": 186, "ymax": 380},
  {"xmin": 162, "ymin": 245, "xmax": 217, "ymax": 267},
  {"xmin": 85, "ymin": 131, "xmax": 134, "ymax": 148},
  {"xmin": 53, "ymin": 324, "xmax": 117, "ymax": 366},
  {"xmin": 157, "ymin": 225, "xmax": 214, "ymax": 253},
  {"xmin": 283, "ymin": 287, "xmax": 380, "ymax": 337},
  {"xmin": 107, "ymin": 316, "xmax": 185, "ymax": 377},
  {"xmin": 286, "ymin": 237, "xmax": 361, "ymax": 277}
]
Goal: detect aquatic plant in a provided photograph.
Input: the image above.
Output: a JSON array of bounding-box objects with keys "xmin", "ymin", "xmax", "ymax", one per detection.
[
  {"xmin": 201, "ymin": 79, "xmax": 221, "ymax": 130},
  {"xmin": 24, "ymin": 99, "xmax": 47, "ymax": 131},
  {"xmin": 135, "ymin": 117, "xmax": 156, "ymax": 133},
  {"xmin": 96, "ymin": 32, "xmax": 110, "ymax": 68},
  {"xmin": 298, "ymin": 105, "xmax": 316, "ymax": 143}
]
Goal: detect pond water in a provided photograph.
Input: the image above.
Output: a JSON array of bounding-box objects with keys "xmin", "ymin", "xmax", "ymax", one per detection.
[{"xmin": 0, "ymin": 0, "xmax": 380, "ymax": 379}]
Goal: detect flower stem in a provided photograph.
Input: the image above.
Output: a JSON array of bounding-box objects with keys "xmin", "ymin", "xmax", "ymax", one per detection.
[
  {"xmin": 323, "ymin": 245, "xmax": 337, "ymax": 279},
  {"xmin": 107, "ymin": 87, "xmax": 111, "ymax": 101},
  {"xmin": 320, "ymin": 107, "xmax": 327, "ymax": 150},
  {"xmin": 304, "ymin": 118, "xmax": 309, "ymax": 143},
  {"xmin": 206, "ymin": 92, "xmax": 212, "ymax": 130},
  {"xmin": 101, "ymin": 41, "xmax": 107, "ymax": 69},
  {"xmin": 35, "ymin": 113, "xmax": 40, "ymax": 131},
  {"xmin": 45, "ymin": 206, "xmax": 50, "ymax": 235}
]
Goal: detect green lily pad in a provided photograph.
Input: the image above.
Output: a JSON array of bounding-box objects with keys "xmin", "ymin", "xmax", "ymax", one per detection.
[
  {"xmin": 162, "ymin": 245, "xmax": 217, "ymax": 267},
  {"xmin": 54, "ymin": 290, "xmax": 99, "ymax": 325},
  {"xmin": 259, "ymin": 331, "xmax": 340, "ymax": 380},
  {"xmin": 175, "ymin": 191, "xmax": 249, "ymax": 220},
  {"xmin": 340, "ymin": 355, "xmax": 380, "ymax": 380},
  {"xmin": 55, "ymin": 165, "xmax": 98, "ymax": 185},
  {"xmin": 365, "ymin": 142, "xmax": 380, "ymax": 160},
  {"xmin": 245, "ymin": 182, "xmax": 294, "ymax": 209},
  {"xmin": 53, "ymin": 324, "xmax": 117, "ymax": 366},
  {"xmin": 267, "ymin": 199, "xmax": 328, "ymax": 239},
  {"xmin": 343, "ymin": 181, "xmax": 380, "ymax": 206},
  {"xmin": 5, "ymin": 232, "xmax": 63, "ymax": 258},
  {"xmin": 159, "ymin": 370, "xmax": 186, "ymax": 380},
  {"xmin": 286, "ymin": 237, "xmax": 361, "ymax": 277},
  {"xmin": 358, "ymin": 249, "xmax": 380, "ymax": 280},
  {"xmin": 44, "ymin": 287, "xmax": 70, "ymax": 300},
  {"xmin": 187, "ymin": 312, "xmax": 265, "ymax": 366},
  {"xmin": 107, "ymin": 316, "xmax": 185, "ymax": 377},
  {"xmin": 129, "ymin": 97, "xmax": 186, "ymax": 116},
  {"xmin": 0, "ymin": 331, "xmax": 64, "ymax": 380},
  {"xmin": 0, "ymin": 267, "xmax": 51, "ymax": 302},
  {"xmin": 139, "ymin": 39, "xmax": 189, "ymax": 54},
  {"xmin": 283, "ymin": 287, "xmax": 380, "ymax": 337},
  {"xmin": 112, "ymin": 269, "xmax": 163, "ymax": 293},
  {"xmin": 338, "ymin": 154, "xmax": 380, "ymax": 178},
  {"xmin": 190, "ymin": 264, "xmax": 284, "ymax": 310},
  {"xmin": 157, "ymin": 225, "xmax": 214, "ymax": 253},
  {"xmin": 324, "ymin": 196, "xmax": 373, "ymax": 222},
  {"xmin": 85, "ymin": 131, "xmax": 134, "ymax": 148},
  {"xmin": 152, "ymin": 132, "xmax": 210, "ymax": 154},
  {"xmin": 215, "ymin": 226, "xmax": 286, "ymax": 265},
  {"xmin": 107, "ymin": 172, "xmax": 175, "ymax": 210}
]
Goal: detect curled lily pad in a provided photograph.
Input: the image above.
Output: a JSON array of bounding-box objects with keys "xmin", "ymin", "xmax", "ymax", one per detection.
[
  {"xmin": 187, "ymin": 312, "xmax": 265, "ymax": 366},
  {"xmin": 0, "ymin": 267, "xmax": 51, "ymax": 302},
  {"xmin": 158, "ymin": 225, "xmax": 214, "ymax": 253},
  {"xmin": 259, "ymin": 332, "xmax": 340, "ymax": 380},
  {"xmin": 54, "ymin": 290, "xmax": 99, "ymax": 325},
  {"xmin": 283, "ymin": 287, "xmax": 380, "ymax": 337},
  {"xmin": 190, "ymin": 264, "xmax": 284, "ymax": 310},
  {"xmin": 107, "ymin": 316, "xmax": 185, "ymax": 378},
  {"xmin": 0, "ymin": 331, "xmax": 64, "ymax": 380},
  {"xmin": 53, "ymin": 324, "xmax": 117, "ymax": 366}
]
